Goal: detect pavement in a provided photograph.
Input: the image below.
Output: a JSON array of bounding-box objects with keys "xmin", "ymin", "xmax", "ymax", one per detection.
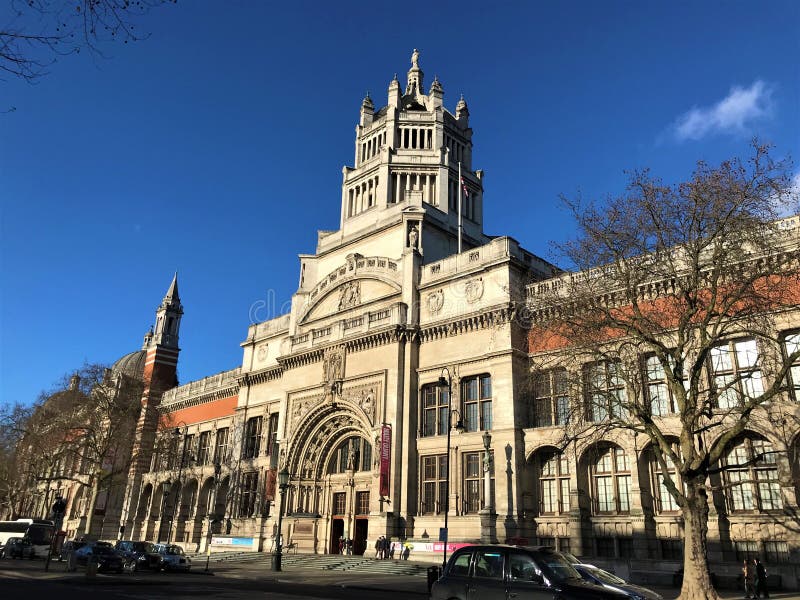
[{"xmin": 1, "ymin": 556, "xmax": 799, "ymax": 599}]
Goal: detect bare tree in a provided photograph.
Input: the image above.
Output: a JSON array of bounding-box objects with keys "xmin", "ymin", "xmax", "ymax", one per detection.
[
  {"xmin": 11, "ymin": 364, "xmax": 143, "ymax": 536},
  {"xmin": 0, "ymin": 402, "xmax": 39, "ymax": 519},
  {"xmin": 2, "ymin": 0, "xmax": 175, "ymax": 82},
  {"xmin": 527, "ymin": 142, "xmax": 799, "ymax": 599}
]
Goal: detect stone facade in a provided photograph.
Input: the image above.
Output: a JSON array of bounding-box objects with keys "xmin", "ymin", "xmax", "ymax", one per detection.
[{"xmin": 33, "ymin": 51, "xmax": 799, "ymax": 589}]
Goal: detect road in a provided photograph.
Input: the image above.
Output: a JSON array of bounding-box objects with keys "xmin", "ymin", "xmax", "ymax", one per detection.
[{"xmin": 2, "ymin": 556, "xmax": 799, "ymax": 599}]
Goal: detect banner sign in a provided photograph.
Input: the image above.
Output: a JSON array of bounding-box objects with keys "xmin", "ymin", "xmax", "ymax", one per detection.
[
  {"xmin": 379, "ymin": 424, "xmax": 391, "ymax": 497},
  {"xmin": 265, "ymin": 468, "xmax": 276, "ymax": 502}
]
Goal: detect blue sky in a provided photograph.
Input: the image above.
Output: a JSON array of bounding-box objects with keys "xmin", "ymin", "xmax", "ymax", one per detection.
[{"xmin": 2, "ymin": 1, "xmax": 798, "ymax": 405}]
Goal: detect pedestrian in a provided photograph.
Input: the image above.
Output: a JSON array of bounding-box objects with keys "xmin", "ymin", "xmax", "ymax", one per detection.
[
  {"xmin": 338, "ymin": 536, "xmax": 344, "ymax": 555},
  {"xmin": 742, "ymin": 558, "xmax": 755, "ymax": 599},
  {"xmin": 374, "ymin": 536, "xmax": 382, "ymax": 559},
  {"xmin": 388, "ymin": 540, "xmax": 396, "ymax": 560},
  {"xmin": 754, "ymin": 558, "xmax": 769, "ymax": 599},
  {"xmin": 402, "ymin": 543, "xmax": 411, "ymax": 560},
  {"xmin": 346, "ymin": 538, "xmax": 353, "ymax": 555}
]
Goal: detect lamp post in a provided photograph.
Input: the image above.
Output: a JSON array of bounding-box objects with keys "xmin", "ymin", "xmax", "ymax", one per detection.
[
  {"xmin": 205, "ymin": 462, "xmax": 222, "ymax": 572},
  {"xmin": 437, "ymin": 367, "xmax": 463, "ymax": 570},
  {"xmin": 159, "ymin": 481, "xmax": 172, "ymax": 543},
  {"xmin": 271, "ymin": 466, "xmax": 290, "ymax": 572}
]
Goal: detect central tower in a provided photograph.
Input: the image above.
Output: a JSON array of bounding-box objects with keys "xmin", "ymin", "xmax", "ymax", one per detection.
[{"xmin": 335, "ymin": 50, "xmax": 487, "ymax": 262}]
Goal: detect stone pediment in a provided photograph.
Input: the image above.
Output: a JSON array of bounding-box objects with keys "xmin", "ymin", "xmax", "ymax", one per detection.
[{"xmin": 300, "ymin": 255, "xmax": 402, "ymax": 323}]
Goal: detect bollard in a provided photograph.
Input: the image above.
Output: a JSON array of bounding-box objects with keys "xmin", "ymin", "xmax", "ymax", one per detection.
[
  {"xmin": 85, "ymin": 556, "xmax": 98, "ymax": 579},
  {"xmin": 67, "ymin": 550, "xmax": 77, "ymax": 573}
]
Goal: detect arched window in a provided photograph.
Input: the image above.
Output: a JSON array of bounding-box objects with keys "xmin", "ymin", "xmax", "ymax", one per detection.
[
  {"xmin": 650, "ymin": 444, "xmax": 681, "ymax": 513},
  {"xmin": 538, "ymin": 450, "xmax": 570, "ymax": 514},
  {"xmin": 783, "ymin": 332, "xmax": 800, "ymax": 401},
  {"xmin": 591, "ymin": 445, "xmax": 631, "ymax": 514},
  {"xmin": 328, "ymin": 437, "xmax": 372, "ymax": 474},
  {"xmin": 723, "ymin": 436, "xmax": 782, "ymax": 512}
]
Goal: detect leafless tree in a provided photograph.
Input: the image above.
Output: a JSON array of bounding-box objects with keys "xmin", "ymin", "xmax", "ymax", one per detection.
[
  {"xmin": 2, "ymin": 0, "xmax": 175, "ymax": 82},
  {"xmin": 527, "ymin": 142, "xmax": 799, "ymax": 599}
]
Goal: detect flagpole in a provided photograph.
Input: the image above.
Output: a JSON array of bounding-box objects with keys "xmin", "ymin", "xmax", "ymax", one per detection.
[{"xmin": 457, "ymin": 161, "xmax": 463, "ymax": 254}]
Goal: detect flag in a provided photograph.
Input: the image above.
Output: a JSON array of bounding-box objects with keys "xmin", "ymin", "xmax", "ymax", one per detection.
[{"xmin": 460, "ymin": 175, "xmax": 469, "ymax": 199}]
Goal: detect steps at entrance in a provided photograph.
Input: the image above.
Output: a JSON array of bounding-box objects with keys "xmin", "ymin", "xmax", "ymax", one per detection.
[{"xmin": 187, "ymin": 551, "xmax": 428, "ymax": 577}]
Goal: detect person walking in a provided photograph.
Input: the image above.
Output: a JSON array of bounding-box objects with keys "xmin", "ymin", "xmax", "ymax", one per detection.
[
  {"xmin": 742, "ymin": 558, "xmax": 755, "ymax": 599},
  {"xmin": 374, "ymin": 536, "xmax": 383, "ymax": 559},
  {"xmin": 754, "ymin": 558, "xmax": 769, "ymax": 598}
]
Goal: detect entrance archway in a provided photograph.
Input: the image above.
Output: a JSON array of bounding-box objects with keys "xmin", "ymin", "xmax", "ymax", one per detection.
[{"xmin": 330, "ymin": 519, "xmax": 344, "ymax": 554}]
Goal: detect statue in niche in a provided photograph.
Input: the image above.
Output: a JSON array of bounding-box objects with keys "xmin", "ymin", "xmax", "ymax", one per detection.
[
  {"xmin": 346, "ymin": 439, "xmax": 359, "ymax": 471},
  {"xmin": 408, "ymin": 225, "xmax": 419, "ymax": 249},
  {"xmin": 360, "ymin": 388, "xmax": 375, "ymax": 422},
  {"xmin": 322, "ymin": 347, "xmax": 345, "ymax": 391}
]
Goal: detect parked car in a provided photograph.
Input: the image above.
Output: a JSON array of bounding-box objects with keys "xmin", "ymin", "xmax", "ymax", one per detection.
[
  {"xmin": 431, "ymin": 545, "xmax": 627, "ymax": 600},
  {"xmin": 152, "ymin": 543, "xmax": 191, "ymax": 572},
  {"xmin": 1, "ymin": 537, "xmax": 35, "ymax": 559},
  {"xmin": 115, "ymin": 540, "xmax": 163, "ymax": 572},
  {"xmin": 574, "ymin": 564, "xmax": 664, "ymax": 600},
  {"xmin": 58, "ymin": 539, "xmax": 90, "ymax": 561},
  {"xmin": 72, "ymin": 543, "xmax": 125, "ymax": 573}
]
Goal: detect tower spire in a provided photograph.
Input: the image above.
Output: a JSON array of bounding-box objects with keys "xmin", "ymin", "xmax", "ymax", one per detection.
[
  {"xmin": 152, "ymin": 272, "xmax": 183, "ymax": 349},
  {"xmin": 164, "ymin": 271, "xmax": 180, "ymax": 305}
]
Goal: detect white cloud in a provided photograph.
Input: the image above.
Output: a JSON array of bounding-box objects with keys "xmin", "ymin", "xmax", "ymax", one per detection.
[{"xmin": 671, "ymin": 81, "xmax": 774, "ymax": 142}]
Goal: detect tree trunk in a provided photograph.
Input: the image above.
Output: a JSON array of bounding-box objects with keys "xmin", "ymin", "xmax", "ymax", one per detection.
[
  {"xmin": 82, "ymin": 477, "xmax": 100, "ymax": 538},
  {"xmin": 679, "ymin": 480, "xmax": 720, "ymax": 600}
]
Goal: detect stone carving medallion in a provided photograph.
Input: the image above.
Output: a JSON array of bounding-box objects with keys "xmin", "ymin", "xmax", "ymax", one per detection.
[
  {"xmin": 257, "ymin": 344, "xmax": 268, "ymax": 361},
  {"xmin": 465, "ymin": 277, "xmax": 484, "ymax": 303},
  {"xmin": 427, "ymin": 289, "xmax": 444, "ymax": 314}
]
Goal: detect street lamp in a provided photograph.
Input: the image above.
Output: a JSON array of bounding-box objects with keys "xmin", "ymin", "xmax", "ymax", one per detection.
[
  {"xmin": 271, "ymin": 466, "xmax": 290, "ymax": 572},
  {"xmin": 205, "ymin": 462, "xmax": 222, "ymax": 572},
  {"xmin": 159, "ymin": 481, "xmax": 172, "ymax": 543},
  {"xmin": 437, "ymin": 367, "xmax": 463, "ymax": 570},
  {"xmin": 482, "ymin": 430, "xmax": 492, "ymax": 510}
]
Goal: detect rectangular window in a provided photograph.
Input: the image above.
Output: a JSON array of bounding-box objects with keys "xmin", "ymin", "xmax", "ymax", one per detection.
[
  {"xmin": 463, "ymin": 451, "xmax": 494, "ymax": 514},
  {"xmin": 711, "ymin": 339, "xmax": 763, "ymax": 408},
  {"xmin": 660, "ymin": 538, "xmax": 683, "ymax": 560},
  {"xmin": 182, "ymin": 434, "xmax": 194, "ymax": 466},
  {"xmin": 332, "ymin": 492, "xmax": 346, "ymax": 515},
  {"xmin": 421, "ymin": 384, "xmax": 450, "ymax": 437},
  {"xmin": 596, "ymin": 537, "xmax": 615, "ymax": 557},
  {"xmin": 356, "ymin": 491, "xmax": 370, "ymax": 515},
  {"xmin": 764, "ymin": 541, "xmax": 789, "ymax": 563},
  {"xmin": 784, "ymin": 332, "xmax": 800, "ymax": 401},
  {"xmin": 243, "ymin": 416, "xmax": 262, "ymax": 459},
  {"xmin": 734, "ymin": 540, "xmax": 759, "ymax": 561},
  {"xmin": 558, "ymin": 538, "xmax": 571, "ymax": 554},
  {"xmin": 534, "ymin": 369, "xmax": 569, "ymax": 427},
  {"xmin": 461, "ymin": 374, "xmax": 492, "ymax": 432},
  {"xmin": 644, "ymin": 355, "xmax": 675, "ymax": 415},
  {"xmin": 197, "ymin": 431, "xmax": 211, "ymax": 465},
  {"xmin": 538, "ymin": 536, "xmax": 555, "ymax": 548},
  {"xmin": 238, "ymin": 471, "xmax": 259, "ymax": 517},
  {"xmin": 618, "ymin": 538, "xmax": 634, "ymax": 558},
  {"xmin": 584, "ymin": 362, "xmax": 625, "ymax": 422},
  {"xmin": 266, "ymin": 413, "xmax": 279, "ymax": 463},
  {"xmin": 214, "ymin": 428, "xmax": 229, "ymax": 464},
  {"xmin": 421, "ymin": 455, "xmax": 447, "ymax": 515}
]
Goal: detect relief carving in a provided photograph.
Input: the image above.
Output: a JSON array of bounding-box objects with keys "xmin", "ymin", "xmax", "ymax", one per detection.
[
  {"xmin": 322, "ymin": 346, "xmax": 346, "ymax": 392},
  {"xmin": 257, "ymin": 343, "xmax": 268, "ymax": 361},
  {"xmin": 427, "ymin": 289, "xmax": 444, "ymax": 314},
  {"xmin": 338, "ymin": 281, "xmax": 361, "ymax": 310},
  {"xmin": 465, "ymin": 277, "xmax": 484, "ymax": 303}
]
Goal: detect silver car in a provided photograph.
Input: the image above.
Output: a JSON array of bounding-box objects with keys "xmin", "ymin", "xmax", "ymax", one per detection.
[
  {"xmin": 152, "ymin": 543, "xmax": 191, "ymax": 572},
  {"xmin": 574, "ymin": 564, "xmax": 664, "ymax": 600}
]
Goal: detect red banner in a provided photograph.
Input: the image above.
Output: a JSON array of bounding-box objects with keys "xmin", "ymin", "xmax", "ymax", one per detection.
[
  {"xmin": 379, "ymin": 424, "xmax": 391, "ymax": 497},
  {"xmin": 265, "ymin": 468, "xmax": 276, "ymax": 502}
]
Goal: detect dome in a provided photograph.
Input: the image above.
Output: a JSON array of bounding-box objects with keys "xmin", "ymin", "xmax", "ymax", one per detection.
[{"xmin": 111, "ymin": 350, "xmax": 146, "ymax": 380}]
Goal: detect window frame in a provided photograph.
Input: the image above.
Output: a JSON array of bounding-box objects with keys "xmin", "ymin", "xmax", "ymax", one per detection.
[
  {"xmin": 420, "ymin": 454, "xmax": 447, "ymax": 515},
  {"xmin": 462, "ymin": 450, "xmax": 494, "ymax": 514},
  {"xmin": 590, "ymin": 445, "xmax": 632, "ymax": 515},
  {"xmin": 722, "ymin": 437, "xmax": 783, "ymax": 513},
  {"xmin": 782, "ymin": 331, "xmax": 800, "ymax": 402},
  {"xmin": 461, "ymin": 374, "xmax": 492, "ymax": 432},
  {"xmin": 709, "ymin": 338, "xmax": 764, "ymax": 409},
  {"xmin": 584, "ymin": 361, "xmax": 626, "ymax": 422},
  {"xmin": 538, "ymin": 450, "xmax": 570, "ymax": 515},
  {"xmin": 533, "ymin": 369, "xmax": 569, "ymax": 427},
  {"xmin": 420, "ymin": 383, "xmax": 450, "ymax": 438}
]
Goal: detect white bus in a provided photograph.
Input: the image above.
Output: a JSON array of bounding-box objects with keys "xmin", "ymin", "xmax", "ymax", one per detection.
[{"xmin": 0, "ymin": 519, "xmax": 55, "ymax": 558}]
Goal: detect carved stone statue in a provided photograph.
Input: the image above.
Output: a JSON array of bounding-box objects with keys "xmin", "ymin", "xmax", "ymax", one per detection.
[
  {"xmin": 411, "ymin": 48, "xmax": 419, "ymax": 69},
  {"xmin": 408, "ymin": 225, "xmax": 419, "ymax": 249},
  {"xmin": 338, "ymin": 281, "xmax": 361, "ymax": 310}
]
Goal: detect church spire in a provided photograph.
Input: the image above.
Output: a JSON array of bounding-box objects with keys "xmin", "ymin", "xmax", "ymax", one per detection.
[{"xmin": 152, "ymin": 272, "xmax": 183, "ymax": 349}]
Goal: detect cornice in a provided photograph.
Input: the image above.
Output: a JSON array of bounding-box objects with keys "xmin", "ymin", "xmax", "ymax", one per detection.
[
  {"xmin": 419, "ymin": 302, "xmax": 516, "ymax": 343},
  {"xmin": 156, "ymin": 386, "xmax": 238, "ymax": 414}
]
